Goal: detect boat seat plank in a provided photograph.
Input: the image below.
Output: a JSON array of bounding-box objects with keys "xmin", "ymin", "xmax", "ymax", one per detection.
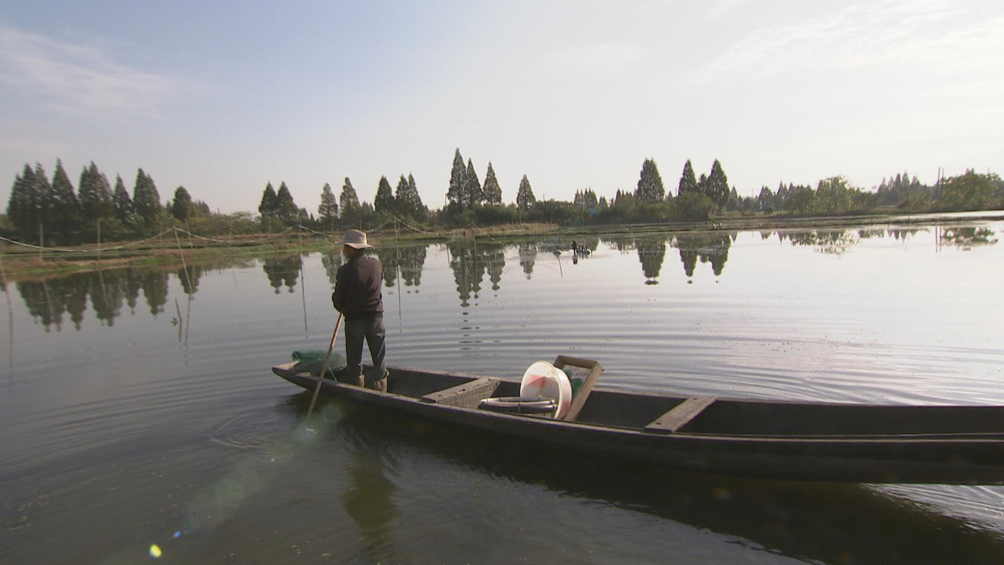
[
  {"xmin": 421, "ymin": 377, "xmax": 500, "ymax": 409},
  {"xmin": 644, "ymin": 397, "xmax": 717, "ymax": 434},
  {"xmin": 554, "ymin": 356, "xmax": 603, "ymax": 422}
]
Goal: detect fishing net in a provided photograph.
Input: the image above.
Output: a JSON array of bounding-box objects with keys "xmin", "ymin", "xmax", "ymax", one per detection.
[{"xmin": 291, "ymin": 350, "xmax": 347, "ymax": 378}]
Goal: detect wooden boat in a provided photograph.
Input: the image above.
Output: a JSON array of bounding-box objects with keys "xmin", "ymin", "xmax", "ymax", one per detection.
[{"xmin": 273, "ymin": 355, "xmax": 1004, "ymax": 485}]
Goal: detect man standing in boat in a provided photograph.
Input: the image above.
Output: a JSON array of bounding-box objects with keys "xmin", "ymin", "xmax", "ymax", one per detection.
[{"xmin": 332, "ymin": 229, "xmax": 389, "ymax": 392}]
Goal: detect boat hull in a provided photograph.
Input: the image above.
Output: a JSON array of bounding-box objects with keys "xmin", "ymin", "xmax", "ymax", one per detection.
[{"xmin": 273, "ymin": 363, "xmax": 1004, "ymax": 485}]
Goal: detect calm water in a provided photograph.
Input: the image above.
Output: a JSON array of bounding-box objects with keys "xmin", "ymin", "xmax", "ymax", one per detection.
[{"xmin": 3, "ymin": 218, "xmax": 1004, "ymax": 563}]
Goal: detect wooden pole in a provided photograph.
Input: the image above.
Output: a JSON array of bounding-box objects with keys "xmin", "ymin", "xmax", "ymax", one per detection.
[
  {"xmin": 1, "ymin": 256, "xmax": 12, "ymax": 371},
  {"xmin": 96, "ymin": 218, "xmax": 101, "ymax": 262},
  {"xmin": 175, "ymin": 298, "xmax": 183, "ymax": 342},
  {"xmin": 38, "ymin": 225, "xmax": 43, "ymax": 261},
  {"xmin": 306, "ymin": 313, "xmax": 344, "ymax": 419},
  {"xmin": 173, "ymin": 227, "xmax": 193, "ymax": 292},
  {"xmin": 173, "ymin": 228, "xmax": 195, "ymax": 347},
  {"xmin": 298, "ymin": 221, "xmax": 308, "ymax": 335}
]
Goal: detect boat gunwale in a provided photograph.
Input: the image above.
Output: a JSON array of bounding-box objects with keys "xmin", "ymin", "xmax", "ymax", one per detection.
[{"xmin": 272, "ymin": 363, "xmax": 1004, "ymax": 444}]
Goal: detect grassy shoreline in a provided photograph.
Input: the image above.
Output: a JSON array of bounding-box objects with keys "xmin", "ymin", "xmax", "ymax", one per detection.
[{"xmin": 2, "ymin": 211, "xmax": 1002, "ymax": 282}]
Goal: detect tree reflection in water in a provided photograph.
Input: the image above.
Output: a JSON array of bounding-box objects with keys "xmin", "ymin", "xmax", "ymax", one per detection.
[
  {"xmin": 16, "ymin": 268, "xmax": 173, "ymax": 331},
  {"xmin": 447, "ymin": 241, "xmax": 484, "ymax": 308},
  {"xmin": 634, "ymin": 236, "xmax": 667, "ymax": 285},
  {"xmin": 10, "ymin": 224, "xmax": 998, "ymax": 333},
  {"xmin": 377, "ymin": 248, "xmax": 400, "ymax": 290},
  {"xmin": 262, "ymin": 255, "xmax": 301, "ymax": 294},
  {"xmin": 321, "ymin": 250, "xmax": 344, "ymax": 289},
  {"xmin": 369, "ymin": 243, "xmax": 427, "ymax": 291},
  {"xmin": 941, "ymin": 227, "xmax": 998, "ymax": 250},
  {"xmin": 398, "ymin": 245, "xmax": 427, "ymax": 290},
  {"xmin": 518, "ymin": 244, "xmax": 537, "ymax": 279},
  {"xmin": 673, "ymin": 232, "xmax": 733, "ymax": 279}
]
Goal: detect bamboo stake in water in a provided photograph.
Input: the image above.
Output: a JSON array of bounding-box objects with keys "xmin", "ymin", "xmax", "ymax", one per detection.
[
  {"xmin": 298, "ymin": 222, "xmax": 308, "ymax": 335},
  {"xmin": 173, "ymin": 228, "xmax": 193, "ymax": 291},
  {"xmin": 175, "ymin": 298, "xmax": 183, "ymax": 343},
  {"xmin": 1, "ymin": 256, "xmax": 13, "ymax": 370},
  {"xmin": 174, "ymin": 228, "xmax": 194, "ymax": 347},
  {"xmin": 306, "ymin": 313, "xmax": 344, "ymax": 419}
]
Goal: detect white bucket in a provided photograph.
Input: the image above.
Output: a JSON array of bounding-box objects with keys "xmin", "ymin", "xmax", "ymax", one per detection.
[{"xmin": 520, "ymin": 361, "xmax": 573, "ymax": 419}]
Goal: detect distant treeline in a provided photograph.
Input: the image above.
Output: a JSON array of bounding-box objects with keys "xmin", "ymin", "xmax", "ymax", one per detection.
[{"xmin": 4, "ymin": 152, "xmax": 1003, "ymax": 246}]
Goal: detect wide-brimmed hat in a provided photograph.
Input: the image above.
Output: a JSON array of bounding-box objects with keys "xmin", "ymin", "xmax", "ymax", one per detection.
[{"xmin": 335, "ymin": 229, "xmax": 373, "ymax": 249}]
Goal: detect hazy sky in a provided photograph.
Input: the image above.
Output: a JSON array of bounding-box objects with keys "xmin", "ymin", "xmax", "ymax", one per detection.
[{"xmin": 1, "ymin": 0, "xmax": 1001, "ymax": 214}]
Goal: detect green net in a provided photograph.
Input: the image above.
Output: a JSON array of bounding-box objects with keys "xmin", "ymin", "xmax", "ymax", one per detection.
[{"xmin": 291, "ymin": 350, "xmax": 348, "ymax": 378}]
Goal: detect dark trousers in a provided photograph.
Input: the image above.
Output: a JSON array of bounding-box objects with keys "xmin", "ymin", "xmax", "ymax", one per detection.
[{"xmin": 344, "ymin": 313, "xmax": 388, "ymax": 386}]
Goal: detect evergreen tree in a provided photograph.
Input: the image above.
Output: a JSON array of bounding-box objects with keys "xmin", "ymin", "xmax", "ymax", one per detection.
[
  {"xmin": 727, "ymin": 186, "xmax": 741, "ymax": 211},
  {"xmin": 33, "ymin": 163, "xmax": 52, "ymax": 231},
  {"xmin": 318, "ymin": 182, "xmax": 339, "ymax": 229},
  {"xmin": 678, "ymin": 159, "xmax": 698, "ymax": 197},
  {"xmin": 516, "ymin": 175, "xmax": 536, "ymax": 210},
  {"xmin": 275, "ymin": 182, "xmax": 298, "ymax": 221},
  {"xmin": 574, "ymin": 189, "xmax": 598, "ymax": 209},
  {"xmin": 757, "ymin": 186, "xmax": 774, "ymax": 212},
  {"xmin": 259, "ymin": 182, "xmax": 278, "ymax": 219},
  {"xmin": 446, "ymin": 148, "xmax": 467, "ymax": 209},
  {"xmin": 775, "ymin": 182, "xmax": 789, "ymax": 210},
  {"xmin": 6, "ymin": 164, "xmax": 38, "ymax": 236},
  {"xmin": 706, "ymin": 160, "xmax": 730, "ymax": 207},
  {"xmin": 112, "ymin": 175, "xmax": 134, "ymax": 222},
  {"xmin": 635, "ymin": 158, "xmax": 665, "ymax": 203},
  {"xmin": 133, "ymin": 168, "xmax": 161, "ymax": 229},
  {"xmin": 340, "ymin": 177, "xmax": 361, "ymax": 223},
  {"xmin": 393, "ymin": 174, "xmax": 421, "ymax": 219},
  {"xmin": 407, "ymin": 174, "xmax": 421, "ymax": 205},
  {"xmin": 482, "ymin": 162, "xmax": 502, "ymax": 205},
  {"xmin": 374, "ymin": 175, "xmax": 395, "ymax": 214},
  {"xmin": 49, "ymin": 159, "xmax": 80, "ymax": 234},
  {"xmin": 465, "ymin": 158, "xmax": 482, "ymax": 208},
  {"xmin": 77, "ymin": 162, "xmax": 113, "ymax": 222},
  {"xmin": 170, "ymin": 186, "xmax": 193, "ymax": 221}
]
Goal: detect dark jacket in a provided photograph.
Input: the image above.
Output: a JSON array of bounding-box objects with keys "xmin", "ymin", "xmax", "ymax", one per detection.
[{"xmin": 332, "ymin": 254, "xmax": 384, "ymax": 320}]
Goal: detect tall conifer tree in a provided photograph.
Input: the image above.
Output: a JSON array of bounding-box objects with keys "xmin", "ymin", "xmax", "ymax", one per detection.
[
  {"xmin": 33, "ymin": 163, "xmax": 52, "ymax": 233},
  {"xmin": 340, "ymin": 177, "xmax": 360, "ymax": 224},
  {"xmin": 133, "ymin": 168, "xmax": 161, "ymax": 230},
  {"xmin": 112, "ymin": 175, "xmax": 134, "ymax": 222},
  {"xmin": 395, "ymin": 173, "xmax": 424, "ymax": 218},
  {"xmin": 678, "ymin": 160, "xmax": 698, "ymax": 197},
  {"xmin": 516, "ymin": 175, "xmax": 536, "ymax": 210},
  {"xmin": 318, "ymin": 183, "xmax": 339, "ymax": 229},
  {"xmin": 635, "ymin": 158, "xmax": 665, "ymax": 203},
  {"xmin": 446, "ymin": 148, "xmax": 466, "ymax": 209},
  {"xmin": 482, "ymin": 162, "xmax": 502, "ymax": 205},
  {"xmin": 465, "ymin": 158, "xmax": 482, "ymax": 208},
  {"xmin": 6, "ymin": 163, "xmax": 39, "ymax": 236},
  {"xmin": 49, "ymin": 159, "xmax": 80, "ymax": 234},
  {"xmin": 170, "ymin": 186, "xmax": 193, "ymax": 221},
  {"xmin": 706, "ymin": 160, "xmax": 730, "ymax": 207},
  {"xmin": 374, "ymin": 176, "xmax": 395, "ymax": 214},
  {"xmin": 275, "ymin": 182, "xmax": 297, "ymax": 221},
  {"xmin": 78, "ymin": 162, "xmax": 113, "ymax": 221},
  {"xmin": 259, "ymin": 182, "xmax": 278, "ymax": 219}
]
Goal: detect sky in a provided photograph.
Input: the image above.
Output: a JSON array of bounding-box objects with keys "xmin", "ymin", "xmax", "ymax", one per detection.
[{"xmin": 1, "ymin": 0, "xmax": 1002, "ymax": 214}]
